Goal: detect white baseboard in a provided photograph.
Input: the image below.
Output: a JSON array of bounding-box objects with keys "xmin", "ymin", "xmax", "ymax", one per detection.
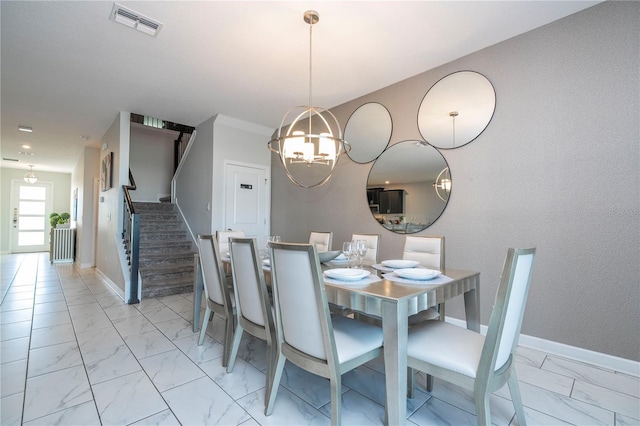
[
  {"xmin": 445, "ymin": 316, "xmax": 639, "ymax": 378},
  {"xmin": 94, "ymin": 268, "xmax": 125, "ymax": 301}
]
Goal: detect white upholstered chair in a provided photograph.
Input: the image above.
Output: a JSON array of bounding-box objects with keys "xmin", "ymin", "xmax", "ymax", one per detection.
[
  {"xmin": 266, "ymin": 242, "xmax": 384, "ymax": 425},
  {"xmin": 309, "ymin": 231, "xmax": 333, "ymax": 252},
  {"xmin": 403, "ymin": 235, "xmax": 444, "ymax": 270},
  {"xmin": 403, "ymin": 235, "xmax": 445, "ymax": 322},
  {"xmin": 216, "ymin": 230, "xmax": 245, "ymax": 255},
  {"xmin": 407, "ymin": 247, "xmax": 536, "ymax": 426},
  {"xmin": 226, "ymin": 237, "xmax": 277, "ymax": 399},
  {"xmin": 216, "ymin": 230, "xmax": 245, "ymax": 276},
  {"xmin": 196, "ymin": 235, "xmax": 235, "ymax": 367},
  {"xmin": 351, "ymin": 233, "xmax": 380, "ymax": 266}
]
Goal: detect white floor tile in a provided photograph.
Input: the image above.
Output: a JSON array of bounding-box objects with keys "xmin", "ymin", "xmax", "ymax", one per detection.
[
  {"xmin": 92, "ymin": 370, "xmax": 168, "ymax": 425},
  {"xmin": 28, "ymin": 341, "xmax": 83, "ymax": 378},
  {"xmin": 200, "ymin": 355, "xmax": 267, "ymax": 400},
  {"xmin": 123, "ymin": 329, "xmax": 177, "ymax": 359},
  {"xmin": 29, "ymin": 322, "xmax": 76, "ymax": 349},
  {"xmin": 572, "ymin": 380, "xmax": 640, "ymax": 420},
  {"xmin": 138, "ymin": 348, "xmax": 205, "ymax": 392},
  {"xmin": 1, "ymin": 359, "xmax": 27, "ymax": 397},
  {"xmin": 22, "ymin": 365, "xmax": 93, "ymax": 423},
  {"xmin": 162, "ymin": 376, "xmax": 251, "ymax": 425},
  {"xmin": 22, "ymin": 400, "xmax": 100, "ymax": 426},
  {"xmin": 237, "ymin": 385, "xmax": 330, "ymax": 425}
]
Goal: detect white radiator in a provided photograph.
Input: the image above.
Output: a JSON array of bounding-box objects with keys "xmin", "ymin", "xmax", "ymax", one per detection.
[{"xmin": 50, "ymin": 228, "xmax": 75, "ymax": 263}]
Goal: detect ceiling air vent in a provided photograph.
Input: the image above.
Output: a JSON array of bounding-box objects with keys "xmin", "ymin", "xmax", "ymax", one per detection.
[{"xmin": 110, "ymin": 3, "xmax": 163, "ymax": 37}]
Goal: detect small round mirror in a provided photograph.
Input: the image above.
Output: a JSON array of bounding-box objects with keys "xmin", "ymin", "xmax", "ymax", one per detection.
[
  {"xmin": 418, "ymin": 71, "xmax": 495, "ymax": 149},
  {"xmin": 345, "ymin": 102, "xmax": 392, "ymax": 163},
  {"xmin": 367, "ymin": 141, "xmax": 450, "ymax": 234}
]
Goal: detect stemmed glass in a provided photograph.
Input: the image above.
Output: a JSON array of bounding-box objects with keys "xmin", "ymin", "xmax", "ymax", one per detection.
[
  {"xmin": 355, "ymin": 240, "xmax": 368, "ymax": 269},
  {"xmin": 342, "ymin": 242, "xmax": 353, "ymax": 268}
]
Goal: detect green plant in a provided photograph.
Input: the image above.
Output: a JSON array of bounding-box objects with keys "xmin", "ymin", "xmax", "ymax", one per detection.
[{"xmin": 49, "ymin": 212, "xmax": 70, "ymax": 228}]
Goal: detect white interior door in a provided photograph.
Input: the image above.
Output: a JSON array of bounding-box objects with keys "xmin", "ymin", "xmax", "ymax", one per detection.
[
  {"xmin": 10, "ymin": 180, "xmax": 53, "ymax": 253},
  {"xmin": 224, "ymin": 162, "xmax": 269, "ymax": 248}
]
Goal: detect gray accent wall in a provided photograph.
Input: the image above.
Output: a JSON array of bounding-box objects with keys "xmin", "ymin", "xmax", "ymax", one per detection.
[{"xmin": 270, "ymin": 1, "xmax": 639, "ymax": 361}]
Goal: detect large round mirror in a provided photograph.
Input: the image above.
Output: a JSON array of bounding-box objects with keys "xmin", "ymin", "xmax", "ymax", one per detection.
[
  {"xmin": 418, "ymin": 71, "xmax": 495, "ymax": 149},
  {"xmin": 345, "ymin": 102, "xmax": 392, "ymax": 163},
  {"xmin": 367, "ymin": 141, "xmax": 450, "ymax": 233}
]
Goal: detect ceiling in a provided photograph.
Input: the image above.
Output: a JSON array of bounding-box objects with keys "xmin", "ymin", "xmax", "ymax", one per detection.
[{"xmin": 1, "ymin": 1, "xmax": 600, "ymax": 174}]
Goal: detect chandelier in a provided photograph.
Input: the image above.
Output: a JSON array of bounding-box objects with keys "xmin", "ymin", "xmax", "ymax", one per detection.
[
  {"xmin": 24, "ymin": 165, "xmax": 38, "ymax": 184},
  {"xmin": 268, "ymin": 10, "xmax": 350, "ymax": 188}
]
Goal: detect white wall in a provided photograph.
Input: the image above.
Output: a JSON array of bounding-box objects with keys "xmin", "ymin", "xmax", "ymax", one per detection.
[
  {"xmin": 270, "ymin": 2, "xmax": 639, "ymax": 361},
  {"xmin": 175, "ymin": 114, "xmax": 272, "ymax": 241},
  {"xmin": 95, "ymin": 111, "xmax": 130, "ymax": 291},
  {"xmin": 130, "ymin": 124, "xmax": 175, "ymax": 202},
  {"xmin": 71, "ymin": 146, "xmax": 100, "ymax": 268}
]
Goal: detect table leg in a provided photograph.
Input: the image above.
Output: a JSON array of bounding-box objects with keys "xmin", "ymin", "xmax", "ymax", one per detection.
[
  {"xmin": 193, "ymin": 254, "xmax": 203, "ymax": 332},
  {"xmin": 463, "ymin": 278, "xmax": 480, "ymax": 332},
  {"xmin": 382, "ymin": 299, "xmax": 408, "ymax": 426}
]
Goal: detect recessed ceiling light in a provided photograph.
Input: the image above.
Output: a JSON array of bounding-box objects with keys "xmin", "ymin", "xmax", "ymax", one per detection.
[
  {"xmin": 22, "ymin": 144, "xmax": 31, "ymax": 149},
  {"xmin": 18, "ymin": 126, "xmax": 32, "ymax": 133},
  {"xmin": 110, "ymin": 3, "xmax": 163, "ymax": 37},
  {"xmin": 18, "ymin": 151, "xmax": 34, "ymax": 156}
]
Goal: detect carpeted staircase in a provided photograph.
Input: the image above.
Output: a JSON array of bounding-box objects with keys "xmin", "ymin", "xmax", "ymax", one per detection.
[{"xmin": 133, "ymin": 202, "xmax": 196, "ymax": 298}]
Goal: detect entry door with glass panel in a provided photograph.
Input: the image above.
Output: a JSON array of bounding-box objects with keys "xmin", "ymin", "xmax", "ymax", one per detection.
[{"xmin": 11, "ymin": 180, "xmax": 53, "ymax": 253}]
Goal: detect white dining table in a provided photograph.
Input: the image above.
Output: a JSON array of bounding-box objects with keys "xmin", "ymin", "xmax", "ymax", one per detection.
[{"xmin": 192, "ymin": 255, "xmax": 480, "ymax": 426}]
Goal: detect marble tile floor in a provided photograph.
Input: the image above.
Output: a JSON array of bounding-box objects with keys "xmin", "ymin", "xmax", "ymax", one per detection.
[{"xmin": 1, "ymin": 253, "xmax": 638, "ymax": 425}]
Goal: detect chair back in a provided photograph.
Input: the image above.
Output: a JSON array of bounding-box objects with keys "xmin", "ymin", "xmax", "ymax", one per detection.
[
  {"xmin": 228, "ymin": 237, "xmax": 270, "ymax": 327},
  {"xmin": 351, "ymin": 233, "xmax": 380, "ymax": 265},
  {"xmin": 309, "ymin": 231, "xmax": 333, "ymax": 252},
  {"xmin": 197, "ymin": 234, "xmax": 232, "ymax": 307},
  {"xmin": 216, "ymin": 230, "xmax": 245, "ymax": 256},
  {"xmin": 480, "ymin": 247, "xmax": 536, "ymax": 375},
  {"xmin": 403, "ymin": 235, "xmax": 444, "ymax": 270},
  {"xmin": 269, "ymin": 242, "xmax": 335, "ymax": 362}
]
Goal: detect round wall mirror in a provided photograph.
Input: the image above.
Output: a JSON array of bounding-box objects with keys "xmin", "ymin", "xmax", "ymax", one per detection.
[
  {"xmin": 345, "ymin": 102, "xmax": 392, "ymax": 163},
  {"xmin": 367, "ymin": 140, "xmax": 450, "ymax": 233},
  {"xmin": 418, "ymin": 70, "xmax": 495, "ymax": 149}
]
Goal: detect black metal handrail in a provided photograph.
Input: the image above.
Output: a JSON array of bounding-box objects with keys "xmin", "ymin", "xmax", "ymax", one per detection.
[{"xmin": 122, "ymin": 169, "xmax": 140, "ymax": 304}]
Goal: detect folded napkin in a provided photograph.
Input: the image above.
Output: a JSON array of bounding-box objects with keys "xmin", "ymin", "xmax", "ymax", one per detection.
[
  {"xmin": 382, "ymin": 273, "xmax": 453, "ymax": 286},
  {"xmin": 324, "ymin": 274, "xmax": 382, "ymax": 286}
]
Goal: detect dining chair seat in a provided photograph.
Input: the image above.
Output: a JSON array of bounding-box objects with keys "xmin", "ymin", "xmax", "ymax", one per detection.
[
  {"xmin": 331, "ymin": 315, "xmax": 384, "ymax": 363},
  {"xmin": 407, "ymin": 247, "xmax": 536, "ymax": 426}
]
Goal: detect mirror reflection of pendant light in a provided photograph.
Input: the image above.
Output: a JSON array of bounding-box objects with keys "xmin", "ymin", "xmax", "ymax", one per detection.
[
  {"xmin": 449, "ymin": 111, "xmax": 458, "ymax": 148},
  {"xmin": 24, "ymin": 165, "xmax": 38, "ymax": 184},
  {"xmin": 434, "ymin": 167, "xmax": 451, "ymax": 202},
  {"xmin": 267, "ymin": 10, "xmax": 350, "ymax": 188}
]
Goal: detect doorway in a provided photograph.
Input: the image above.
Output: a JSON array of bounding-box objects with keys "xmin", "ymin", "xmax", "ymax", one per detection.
[{"xmin": 10, "ymin": 180, "xmax": 53, "ymax": 253}]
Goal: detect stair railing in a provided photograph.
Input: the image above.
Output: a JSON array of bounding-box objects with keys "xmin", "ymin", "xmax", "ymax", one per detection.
[{"xmin": 122, "ymin": 169, "xmax": 140, "ymax": 304}]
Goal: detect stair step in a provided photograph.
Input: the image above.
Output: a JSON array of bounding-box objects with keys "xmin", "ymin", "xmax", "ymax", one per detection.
[
  {"xmin": 128, "ymin": 202, "xmax": 197, "ymax": 299},
  {"xmin": 139, "ymin": 252, "xmax": 195, "ymax": 267}
]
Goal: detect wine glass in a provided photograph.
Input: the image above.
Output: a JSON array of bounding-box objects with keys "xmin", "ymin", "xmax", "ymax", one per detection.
[
  {"xmin": 355, "ymin": 240, "xmax": 368, "ymax": 269},
  {"xmin": 342, "ymin": 242, "xmax": 353, "ymax": 268}
]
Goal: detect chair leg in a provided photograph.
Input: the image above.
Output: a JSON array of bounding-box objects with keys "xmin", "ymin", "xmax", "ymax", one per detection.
[
  {"xmin": 265, "ymin": 353, "xmax": 286, "ymax": 416},
  {"xmin": 331, "ymin": 375, "xmax": 342, "ymax": 426},
  {"xmin": 426, "ymin": 374, "xmax": 434, "ymax": 392},
  {"xmin": 198, "ymin": 307, "xmax": 212, "ymax": 345},
  {"xmin": 508, "ymin": 370, "xmax": 527, "ymax": 426},
  {"xmin": 264, "ymin": 339, "xmax": 277, "ymax": 403},
  {"xmin": 226, "ymin": 324, "xmax": 244, "ymax": 373},
  {"xmin": 222, "ymin": 316, "xmax": 234, "ymax": 367},
  {"xmin": 475, "ymin": 392, "xmax": 491, "ymax": 426},
  {"xmin": 407, "ymin": 367, "xmax": 415, "ymax": 398}
]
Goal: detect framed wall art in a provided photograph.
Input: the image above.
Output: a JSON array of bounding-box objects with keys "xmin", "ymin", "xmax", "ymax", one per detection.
[{"xmin": 101, "ymin": 152, "xmax": 113, "ymax": 191}]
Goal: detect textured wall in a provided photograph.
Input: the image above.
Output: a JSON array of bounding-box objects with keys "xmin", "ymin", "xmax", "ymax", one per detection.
[{"xmin": 270, "ymin": 2, "xmax": 639, "ymax": 360}]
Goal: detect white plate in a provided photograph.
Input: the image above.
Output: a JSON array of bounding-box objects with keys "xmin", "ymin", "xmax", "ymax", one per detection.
[
  {"xmin": 381, "ymin": 259, "xmax": 419, "ymax": 269},
  {"xmin": 324, "ymin": 268, "xmax": 370, "ymax": 281},
  {"xmin": 393, "ymin": 268, "xmax": 441, "ymax": 280}
]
